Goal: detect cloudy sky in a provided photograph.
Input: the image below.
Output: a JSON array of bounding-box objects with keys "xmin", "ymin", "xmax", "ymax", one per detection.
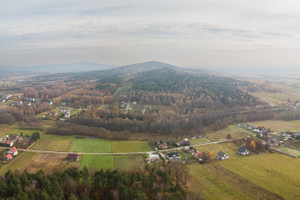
[{"xmin": 1, "ymin": 0, "xmax": 300, "ymax": 68}]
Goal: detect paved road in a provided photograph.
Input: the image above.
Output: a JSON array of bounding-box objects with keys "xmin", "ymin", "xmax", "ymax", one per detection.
[{"xmin": 0, "ymin": 138, "xmax": 244, "ymax": 155}]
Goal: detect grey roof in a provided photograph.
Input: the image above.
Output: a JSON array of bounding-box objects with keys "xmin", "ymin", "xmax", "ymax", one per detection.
[
  {"xmin": 238, "ymin": 147, "xmax": 247, "ymax": 152},
  {"xmin": 217, "ymin": 151, "xmax": 226, "ymax": 157}
]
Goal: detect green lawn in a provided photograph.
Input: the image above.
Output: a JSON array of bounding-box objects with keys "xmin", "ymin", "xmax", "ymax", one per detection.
[
  {"xmin": 71, "ymin": 139, "xmax": 111, "ymax": 153},
  {"xmin": 80, "ymin": 155, "xmax": 114, "ymax": 170},
  {"xmin": 111, "ymin": 140, "xmax": 152, "ymax": 153},
  {"xmin": 0, "ymin": 124, "xmax": 43, "ymax": 137},
  {"xmin": 113, "ymin": 155, "xmax": 131, "ymax": 170}
]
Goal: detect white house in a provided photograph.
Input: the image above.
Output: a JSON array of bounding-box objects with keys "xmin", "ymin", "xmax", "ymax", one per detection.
[
  {"xmin": 217, "ymin": 151, "xmax": 229, "ymax": 160},
  {"xmin": 149, "ymin": 154, "xmax": 160, "ymax": 162}
]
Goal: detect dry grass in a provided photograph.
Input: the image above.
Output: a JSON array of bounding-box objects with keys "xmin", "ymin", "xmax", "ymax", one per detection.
[
  {"xmin": 251, "ymin": 120, "xmax": 300, "ymax": 132},
  {"xmin": 25, "ymin": 153, "xmax": 66, "ymax": 174}
]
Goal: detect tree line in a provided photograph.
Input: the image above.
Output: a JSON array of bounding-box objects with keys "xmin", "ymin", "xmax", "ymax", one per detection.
[{"xmin": 0, "ymin": 165, "xmax": 187, "ymax": 200}]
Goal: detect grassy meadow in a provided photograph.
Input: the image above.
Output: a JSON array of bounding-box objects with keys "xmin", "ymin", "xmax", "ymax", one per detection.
[
  {"xmin": 111, "ymin": 140, "xmax": 152, "ymax": 153},
  {"xmin": 71, "ymin": 138, "xmax": 111, "ymax": 153},
  {"xmin": 189, "ymin": 142, "xmax": 300, "ymax": 200},
  {"xmin": 205, "ymin": 124, "xmax": 254, "ymax": 141},
  {"xmin": 251, "ymin": 120, "xmax": 300, "ymax": 132}
]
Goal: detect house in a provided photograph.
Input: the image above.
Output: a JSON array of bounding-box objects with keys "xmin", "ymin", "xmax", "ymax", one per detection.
[
  {"xmin": 216, "ymin": 151, "xmax": 229, "ymax": 160},
  {"xmin": 66, "ymin": 153, "xmax": 79, "ymax": 162},
  {"xmin": 4, "ymin": 140, "xmax": 13, "ymax": 147},
  {"xmin": 257, "ymin": 131, "xmax": 269, "ymax": 139},
  {"xmin": 24, "ymin": 97, "xmax": 36, "ymax": 103},
  {"xmin": 159, "ymin": 143, "xmax": 168, "ymax": 149},
  {"xmin": 149, "ymin": 154, "xmax": 160, "ymax": 162},
  {"xmin": 65, "ymin": 113, "xmax": 71, "ymax": 118},
  {"xmin": 238, "ymin": 147, "xmax": 249, "ymax": 156},
  {"xmin": 166, "ymin": 152, "xmax": 181, "ymax": 162},
  {"xmin": 180, "ymin": 139, "xmax": 191, "ymax": 146},
  {"xmin": 5, "ymin": 153, "xmax": 12, "ymax": 161},
  {"xmin": 8, "ymin": 147, "xmax": 18, "ymax": 156}
]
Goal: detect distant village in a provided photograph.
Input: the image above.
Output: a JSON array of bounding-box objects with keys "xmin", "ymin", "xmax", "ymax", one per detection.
[{"xmin": 0, "ymin": 132, "xmax": 40, "ymax": 163}]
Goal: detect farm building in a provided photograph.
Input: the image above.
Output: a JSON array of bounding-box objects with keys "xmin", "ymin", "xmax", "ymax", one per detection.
[
  {"xmin": 216, "ymin": 151, "xmax": 229, "ymax": 160},
  {"xmin": 149, "ymin": 154, "xmax": 160, "ymax": 162},
  {"xmin": 66, "ymin": 153, "xmax": 79, "ymax": 162},
  {"xmin": 238, "ymin": 147, "xmax": 249, "ymax": 156}
]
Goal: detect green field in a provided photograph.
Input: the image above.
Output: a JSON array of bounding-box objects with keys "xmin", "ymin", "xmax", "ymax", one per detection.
[
  {"xmin": 71, "ymin": 138, "xmax": 111, "ymax": 153},
  {"xmin": 32, "ymin": 138, "xmax": 73, "ymax": 151},
  {"xmin": 115, "ymin": 82, "xmax": 132, "ymax": 96},
  {"xmin": 80, "ymin": 155, "xmax": 114, "ymax": 170},
  {"xmin": 80, "ymin": 154, "xmax": 145, "ymax": 171},
  {"xmin": 190, "ymin": 142, "xmax": 300, "ymax": 200},
  {"xmin": 0, "ymin": 124, "xmax": 43, "ymax": 137},
  {"xmin": 111, "ymin": 140, "xmax": 152, "ymax": 153}
]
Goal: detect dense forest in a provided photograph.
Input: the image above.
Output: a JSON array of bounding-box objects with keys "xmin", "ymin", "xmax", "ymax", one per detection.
[
  {"xmin": 128, "ymin": 68, "xmax": 259, "ymax": 108},
  {"xmin": 0, "ymin": 165, "xmax": 188, "ymax": 200}
]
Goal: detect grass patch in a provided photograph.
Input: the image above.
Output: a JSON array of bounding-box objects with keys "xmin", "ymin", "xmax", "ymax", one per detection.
[
  {"xmin": 81, "ymin": 155, "xmax": 114, "ymax": 170},
  {"xmin": 71, "ymin": 138, "xmax": 111, "ymax": 153},
  {"xmin": 113, "ymin": 155, "xmax": 131, "ymax": 170},
  {"xmin": 0, "ymin": 124, "xmax": 42, "ymax": 137},
  {"xmin": 115, "ymin": 82, "xmax": 132, "ymax": 96},
  {"xmin": 187, "ymin": 164, "xmax": 253, "ymax": 200},
  {"xmin": 206, "ymin": 125, "xmax": 253, "ymax": 141},
  {"xmin": 111, "ymin": 140, "xmax": 152, "ymax": 153},
  {"xmin": 191, "ymin": 138, "xmax": 210, "ymax": 144},
  {"xmin": 32, "ymin": 138, "xmax": 73, "ymax": 152},
  {"xmin": 128, "ymin": 155, "xmax": 146, "ymax": 170}
]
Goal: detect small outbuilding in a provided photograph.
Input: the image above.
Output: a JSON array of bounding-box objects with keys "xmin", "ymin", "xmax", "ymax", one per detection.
[
  {"xmin": 66, "ymin": 153, "xmax": 79, "ymax": 162},
  {"xmin": 238, "ymin": 147, "xmax": 249, "ymax": 156}
]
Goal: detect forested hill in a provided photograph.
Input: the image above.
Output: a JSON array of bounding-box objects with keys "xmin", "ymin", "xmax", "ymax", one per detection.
[
  {"xmin": 128, "ymin": 68, "xmax": 260, "ymax": 108},
  {"xmin": 73, "ymin": 61, "xmax": 178, "ymax": 80}
]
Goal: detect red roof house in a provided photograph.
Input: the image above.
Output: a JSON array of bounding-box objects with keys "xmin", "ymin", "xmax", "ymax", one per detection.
[
  {"xmin": 5, "ymin": 154, "xmax": 12, "ymax": 161},
  {"xmin": 8, "ymin": 147, "xmax": 18, "ymax": 156}
]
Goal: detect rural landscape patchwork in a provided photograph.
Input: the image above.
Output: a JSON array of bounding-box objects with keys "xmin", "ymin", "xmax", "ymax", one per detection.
[
  {"xmin": 0, "ymin": 61, "xmax": 300, "ymax": 199},
  {"xmin": 1, "ymin": 1, "xmax": 300, "ymax": 200}
]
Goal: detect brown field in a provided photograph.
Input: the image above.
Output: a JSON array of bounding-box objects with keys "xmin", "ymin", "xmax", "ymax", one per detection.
[
  {"xmin": 0, "ymin": 153, "xmax": 67, "ymax": 175},
  {"xmin": 0, "ymin": 152, "xmax": 39, "ymax": 175},
  {"xmin": 25, "ymin": 153, "xmax": 66, "ymax": 174},
  {"xmin": 251, "ymin": 120, "xmax": 300, "ymax": 132}
]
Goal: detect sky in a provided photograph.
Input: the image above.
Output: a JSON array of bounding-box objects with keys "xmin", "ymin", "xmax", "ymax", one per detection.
[{"xmin": 1, "ymin": 0, "xmax": 300, "ymax": 68}]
